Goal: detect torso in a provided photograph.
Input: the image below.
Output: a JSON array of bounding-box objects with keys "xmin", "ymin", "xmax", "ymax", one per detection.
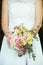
[{"xmin": 8, "ymin": 0, "xmax": 35, "ymax": 31}]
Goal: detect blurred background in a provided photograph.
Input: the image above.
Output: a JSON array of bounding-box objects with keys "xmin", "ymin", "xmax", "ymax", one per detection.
[
  {"xmin": 0, "ymin": 0, "xmax": 4, "ymax": 50},
  {"xmin": 0, "ymin": 0, "xmax": 43, "ymax": 52}
]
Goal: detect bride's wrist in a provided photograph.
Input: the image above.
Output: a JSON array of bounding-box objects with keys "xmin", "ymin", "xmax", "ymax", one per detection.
[{"xmin": 32, "ymin": 24, "xmax": 41, "ymax": 37}]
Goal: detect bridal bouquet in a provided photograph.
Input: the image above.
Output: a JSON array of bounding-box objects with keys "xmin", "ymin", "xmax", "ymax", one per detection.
[{"xmin": 6, "ymin": 23, "xmax": 37, "ymax": 60}]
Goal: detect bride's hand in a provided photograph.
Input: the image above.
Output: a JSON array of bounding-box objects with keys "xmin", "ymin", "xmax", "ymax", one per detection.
[
  {"xmin": 32, "ymin": 24, "xmax": 42, "ymax": 37},
  {"xmin": 6, "ymin": 32, "xmax": 12, "ymax": 44}
]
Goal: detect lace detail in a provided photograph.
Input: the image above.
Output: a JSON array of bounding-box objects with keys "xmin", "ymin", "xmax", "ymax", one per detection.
[{"xmin": 8, "ymin": 0, "xmax": 35, "ymax": 3}]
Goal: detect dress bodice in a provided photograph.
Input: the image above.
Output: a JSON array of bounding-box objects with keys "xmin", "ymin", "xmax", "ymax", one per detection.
[{"xmin": 8, "ymin": 0, "xmax": 35, "ymax": 32}]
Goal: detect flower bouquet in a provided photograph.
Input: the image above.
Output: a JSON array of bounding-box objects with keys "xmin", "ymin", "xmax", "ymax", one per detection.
[{"xmin": 6, "ymin": 23, "xmax": 38, "ymax": 60}]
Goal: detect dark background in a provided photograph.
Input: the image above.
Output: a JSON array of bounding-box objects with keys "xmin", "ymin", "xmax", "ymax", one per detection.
[
  {"xmin": 0, "ymin": 0, "xmax": 4, "ymax": 50},
  {"xmin": 0, "ymin": 0, "xmax": 43, "ymax": 51}
]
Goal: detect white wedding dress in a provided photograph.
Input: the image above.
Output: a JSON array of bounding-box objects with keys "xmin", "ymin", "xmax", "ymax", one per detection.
[{"xmin": 0, "ymin": 0, "xmax": 43, "ymax": 65}]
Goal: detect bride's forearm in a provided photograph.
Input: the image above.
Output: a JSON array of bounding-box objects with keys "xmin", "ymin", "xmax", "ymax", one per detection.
[
  {"xmin": 1, "ymin": 21, "xmax": 9, "ymax": 35},
  {"xmin": 32, "ymin": 0, "xmax": 42, "ymax": 35},
  {"xmin": 1, "ymin": 0, "xmax": 9, "ymax": 35}
]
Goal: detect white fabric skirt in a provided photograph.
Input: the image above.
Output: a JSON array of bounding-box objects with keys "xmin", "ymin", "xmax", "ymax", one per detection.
[{"xmin": 0, "ymin": 34, "xmax": 43, "ymax": 65}]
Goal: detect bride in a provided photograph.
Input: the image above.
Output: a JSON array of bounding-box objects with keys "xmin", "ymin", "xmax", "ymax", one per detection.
[{"xmin": 0, "ymin": 0, "xmax": 43, "ymax": 65}]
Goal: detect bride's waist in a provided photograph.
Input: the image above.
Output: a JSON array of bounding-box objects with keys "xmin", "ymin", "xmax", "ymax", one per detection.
[
  {"xmin": 9, "ymin": 17, "xmax": 34, "ymax": 23},
  {"xmin": 9, "ymin": 18, "xmax": 34, "ymax": 31}
]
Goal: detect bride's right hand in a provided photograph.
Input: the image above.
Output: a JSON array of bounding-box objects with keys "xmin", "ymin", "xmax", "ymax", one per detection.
[{"xmin": 6, "ymin": 32, "xmax": 12, "ymax": 44}]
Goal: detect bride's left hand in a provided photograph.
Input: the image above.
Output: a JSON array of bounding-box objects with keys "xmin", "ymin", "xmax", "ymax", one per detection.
[{"xmin": 32, "ymin": 24, "xmax": 42, "ymax": 37}]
